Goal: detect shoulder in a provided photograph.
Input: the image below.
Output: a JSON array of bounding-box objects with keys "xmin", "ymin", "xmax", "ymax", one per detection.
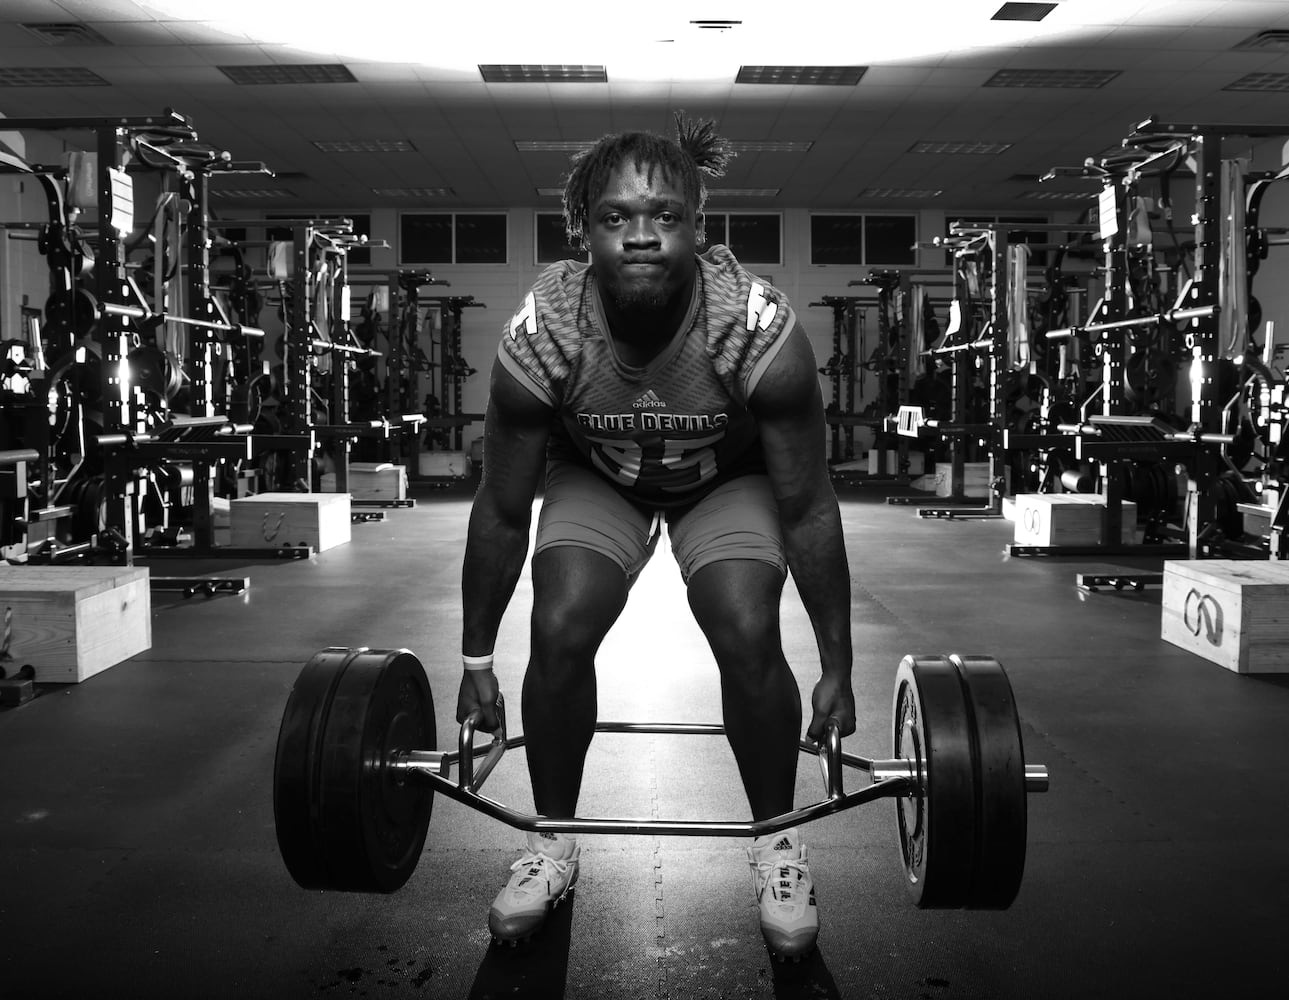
[
  {"xmin": 506, "ymin": 259, "xmax": 591, "ymax": 341},
  {"xmin": 748, "ymin": 321, "xmax": 821, "ymax": 418},
  {"xmin": 698, "ymin": 245, "xmax": 797, "ymax": 396},
  {"xmin": 498, "ymin": 260, "xmax": 592, "ymax": 405}
]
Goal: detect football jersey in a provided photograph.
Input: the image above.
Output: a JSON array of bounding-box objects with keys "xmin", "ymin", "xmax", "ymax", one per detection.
[{"xmin": 499, "ymin": 244, "xmax": 796, "ymax": 508}]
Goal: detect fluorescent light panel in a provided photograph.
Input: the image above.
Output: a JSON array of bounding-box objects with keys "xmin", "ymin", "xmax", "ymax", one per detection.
[
  {"xmin": 1224, "ymin": 73, "xmax": 1289, "ymax": 92},
  {"xmin": 21, "ymin": 22, "xmax": 111, "ymax": 45},
  {"xmin": 985, "ymin": 68, "xmax": 1121, "ymax": 88},
  {"xmin": 313, "ymin": 139, "xmax": 417, "ymax": 153},
  {"xmin": 210, "ymin": 188, "xmax": 296, "ymax": 199},
  {"xmin": 911, "ymin": 140, "xmax": 1013, "ymax": 155},
  {"xmin": 218, "ymin": 63, "xmax": 356, "ymax": 85},
  {"xmin": 991, "ymin": 2, "xmax": 1058, "ymax": 21},
  {"xmin": 0, "ymin": 66, "xmax": 108, "ymax": 86},
  {"xmin": 480, "ymin": 65, "xmax": 606, "ymax": 83},
  {"xmin": 736, "ymin": 66, "xmax": 866, "ymax": 86},
  {"xmin": 729, "ymin": 140, "xmax": 813, "ymax": 152},
  {"xmin": 706, "ymin": 188, "xmax": 780, "ymax": 197},
  {"xmin": 516, "ymin": 140, "xmax": 593, "ymax": 152},
  {"xmin": 860, "ymin": 188, "xmax": 943, "ymax": 198},
  {"xmin": 372, "ymin": 187, "xmax": 455, "ymax": 197},
  {"xmin": 1019, "ymin": 190, "xmax": 1090, "ymax": 201},
  {"xmin": 1233, "ymin": 30, "xmax": 1289, "ymax": 51}
]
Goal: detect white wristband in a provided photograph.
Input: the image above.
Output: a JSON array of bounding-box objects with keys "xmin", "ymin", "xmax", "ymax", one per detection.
[{"xmin": 462, "ymin": 653, "xmax": 495, "ymax": 672}]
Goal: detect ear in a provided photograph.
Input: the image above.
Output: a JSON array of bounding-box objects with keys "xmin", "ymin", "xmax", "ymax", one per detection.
[{"xmin": 694, "ymin": 211, "xmax": 706, "ymax": 245}]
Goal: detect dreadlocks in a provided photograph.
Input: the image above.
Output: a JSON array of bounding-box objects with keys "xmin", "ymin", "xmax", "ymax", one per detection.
[{"xmin": 561, "ymin": 112, "xmax": 735, "ymax": 245}]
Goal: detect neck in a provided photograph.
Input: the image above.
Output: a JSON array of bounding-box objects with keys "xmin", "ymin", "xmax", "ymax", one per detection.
[{"xmin": 599, "ymin": 274, "xmax": 695, "ymax": 361}]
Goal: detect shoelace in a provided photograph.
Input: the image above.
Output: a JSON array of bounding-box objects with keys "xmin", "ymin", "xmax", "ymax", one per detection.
[
  {"xmin": 750, "ymin": 858, "xmax": 810, "ymax": 904},
  {"xmin": 508, "ymin": 853, "xmax": 574, "ymax": 899}
]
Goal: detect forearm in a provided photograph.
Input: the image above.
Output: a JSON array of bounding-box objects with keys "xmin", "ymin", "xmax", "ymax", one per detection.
[
  {"xmin": 460, "ymin": 488, "xmax": 532, "ymax": 656},
  {"xmin": 780, "ymin": 492, "xmax": 853, "ymax": 678}
]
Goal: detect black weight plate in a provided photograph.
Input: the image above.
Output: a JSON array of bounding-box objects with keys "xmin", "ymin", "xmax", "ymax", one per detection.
[
  {"xmin": 892, "ymin": 654, "xmax": 976, "ymax": 908},
  {"xmin": 951, "ymin": 655, "xmax": 1028, "ymax": 909},
  {"xmin": 315, "ymin": 648, "xmax": 435, "ymax": 893},
  {"xmin": 273, "ymin": 647, "xmax": 363, "ymax": 889}
]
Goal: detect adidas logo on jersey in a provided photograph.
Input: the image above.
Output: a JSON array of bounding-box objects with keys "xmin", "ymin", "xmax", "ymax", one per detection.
[{"xmin": 632, "ymin": 389, "xmax": 667, "ymax": 409}]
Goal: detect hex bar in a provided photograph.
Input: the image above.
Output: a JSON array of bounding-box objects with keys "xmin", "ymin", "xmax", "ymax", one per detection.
[
  {"xmin": 420, "ymin": 716, "xmax": 1047, "ymax": 838},
  {"xmin": 398, "ymin": 755, "xmax": 909, "ymax": 839}
]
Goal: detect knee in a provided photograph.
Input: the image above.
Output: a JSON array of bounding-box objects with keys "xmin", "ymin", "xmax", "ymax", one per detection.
[
  {"xmin": 529, "ymin": 599, "xmax": 604, "ymax": 683},
  {"xmin": 699, "ymin": 604, "xmax": 783, "ymax": 674}
]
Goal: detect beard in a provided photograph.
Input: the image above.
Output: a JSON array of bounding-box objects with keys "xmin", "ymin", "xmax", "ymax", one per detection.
[{"xmin": 600, "ymin": 272, "xmax": 676, "ymax": 315}]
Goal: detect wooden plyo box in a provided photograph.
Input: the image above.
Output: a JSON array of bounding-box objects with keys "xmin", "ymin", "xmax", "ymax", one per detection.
[
  {"xmin": 229, "ymin": 492, "xmax": 351, "ymax": 552},
  {"xmin": 418, "ymin": 450, "xmax": 471, "ymax": 479},
  {"xmin": 1161, "ymin": 559, "xmax": 1289, "ymax": 674},
  {"xmin": 1013, "ymin": 494, "xmax": 1138, "ymax": 546},
  {"xmin": 934, "ymin": 462, "xmax": 990, "ymax": 497},
  {"xmin": 0, "ymin": 566, "xmax": 151, "ymax": 683},
  {"xmin": 321, "ymin": 463, "xmax": 408, "ymax": 501}
]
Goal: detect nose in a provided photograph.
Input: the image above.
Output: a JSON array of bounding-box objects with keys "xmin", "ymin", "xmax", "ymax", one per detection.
[{"xmin": 623, "ymin": 215, "xmax": 659, "ymax": 247}]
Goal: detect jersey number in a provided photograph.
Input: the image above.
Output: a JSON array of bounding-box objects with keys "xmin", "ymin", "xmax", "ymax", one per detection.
[{"xmin": 587, "ymin": 433, "xmax": 722, "ymax": 491}]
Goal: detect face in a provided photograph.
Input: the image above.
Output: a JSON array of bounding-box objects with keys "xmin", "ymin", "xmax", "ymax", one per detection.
[{"xmin": 586, "ymin": 160, "xmax": 700, "ymax": 315}]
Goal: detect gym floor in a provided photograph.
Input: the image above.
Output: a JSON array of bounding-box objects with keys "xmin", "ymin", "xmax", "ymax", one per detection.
[{"xmin": 2, "ymin": 479, "xmax": 1286, "ymax": 1000}]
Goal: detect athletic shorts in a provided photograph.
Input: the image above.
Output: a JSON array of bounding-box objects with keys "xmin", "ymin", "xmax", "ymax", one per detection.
[{"xmin": 534, "ymin": 460, "xmax": 787, "ymax": 583}]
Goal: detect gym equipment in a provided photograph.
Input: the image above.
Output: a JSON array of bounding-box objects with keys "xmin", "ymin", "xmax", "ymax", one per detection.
[{"xmin": 273, "ymin": 647, "xmax": 1049, "ymax": 909}]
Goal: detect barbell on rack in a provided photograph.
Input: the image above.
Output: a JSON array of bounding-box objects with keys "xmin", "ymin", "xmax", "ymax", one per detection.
[{"xmin": 272, "ymin": 647, "xmax": 1049, "ymax": 911}]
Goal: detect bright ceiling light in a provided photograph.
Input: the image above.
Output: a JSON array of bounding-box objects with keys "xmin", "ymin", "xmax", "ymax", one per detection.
[{"xmin": 141, "ymin": 1, "xmax": 1094, "ymax": 78}]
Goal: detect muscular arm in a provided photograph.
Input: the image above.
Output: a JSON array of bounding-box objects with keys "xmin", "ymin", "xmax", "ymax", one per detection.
[
  {"xmin": 459, "ymin": 357, "xmax": 553, "ymax": 727},
  {"xmin": 750, "ymin": 321, "xmax": 855, "ymax": 739}
]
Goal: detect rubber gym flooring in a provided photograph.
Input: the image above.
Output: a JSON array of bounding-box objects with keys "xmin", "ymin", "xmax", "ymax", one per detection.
[{"xmin": 2, "ymin": 478, "xmax": 1286, "ymax": 1000}]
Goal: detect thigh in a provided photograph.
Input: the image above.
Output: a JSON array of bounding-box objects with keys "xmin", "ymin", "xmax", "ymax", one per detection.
[
  {"xmin": 535, "ymin": 460, "xmax": 658, "ymax": 579},
  {"xmin": 666, "ymin": 475, "xmax": 786, "ymax": 585}
]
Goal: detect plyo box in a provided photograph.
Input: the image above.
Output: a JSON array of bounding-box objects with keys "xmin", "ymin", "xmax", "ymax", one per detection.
[
  {"xmin": 934, "ymin": 462, "xmax": 990, "ymax": 498},
  {"xmin": 417, "ymin": 451, "xmax": 472, "ymax": 479},
  {"xmin": 1013, "ymin": 494, "xmax": 1138, "ymax": 546},
  {"xmin": 321, "ymin": 463, "xmax": 408, "ymax": 501},
  {"xmin": 1161, "ymin": 559, "xmax": 1289, "ymax": 674},
  {"xmin": 0, "ymin": 566, "xmax": 151, "ymax": 683},
  {"xmin": 229, "ymin": 492, "xmax": 351, "ymax": 552}
]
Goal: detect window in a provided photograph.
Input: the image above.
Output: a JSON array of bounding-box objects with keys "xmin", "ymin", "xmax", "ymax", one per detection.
[
  {"xmin": 699, "ymin": 213, "xmax": 782, "ymax": 265},
  {"xmin": 810, "ymin": 214, "xmax": 916, "ymax": 266},
  {"xmin": 401, "ymin": 212, "xmax": 508, "ymax": 265},
  {"xmin": 535, "ymin": 212, "xmax": 587, "ymax": 264}
]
